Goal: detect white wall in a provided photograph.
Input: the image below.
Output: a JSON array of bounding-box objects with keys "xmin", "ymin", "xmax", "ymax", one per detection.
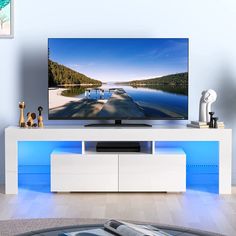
[{"xmin": 1, "ymin": 0, "xmax": 236, "ymax": 184}]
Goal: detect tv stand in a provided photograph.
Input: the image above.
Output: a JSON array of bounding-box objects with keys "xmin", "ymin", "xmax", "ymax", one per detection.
[
  {"xmin": 85, "ymin": 120, "xmax": 152, "ymax": 127},
  {"xmin": 4, "ymin": 126, "xmax": 232, "ymax": 194}
]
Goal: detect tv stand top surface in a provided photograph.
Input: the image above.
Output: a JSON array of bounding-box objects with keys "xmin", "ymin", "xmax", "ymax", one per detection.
[
  {"xmin": 6, "ymin": 124, "xmax": 230, "ymax": 130},
  {"xmin": 6, "ymin": 125, "xmax": 231, "ymax": 135},
  {"xmin": 8, "ymin": 124, "xmax": 189, "ymax": 130}
]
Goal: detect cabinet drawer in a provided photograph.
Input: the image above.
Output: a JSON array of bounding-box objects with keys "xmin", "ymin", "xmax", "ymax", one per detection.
[
  {"xmin": 119, "ymin": 153, "xmax": 186, "ymax": 192},
  {"xmin": 51, "ymin": 154, "xmax": 118, "ymax": 192}
]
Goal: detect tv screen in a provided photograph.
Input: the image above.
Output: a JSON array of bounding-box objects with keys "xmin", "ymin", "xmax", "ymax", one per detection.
[{"xmin": 48, "ymin": 38, "xmax": 188, "ymax": 120}]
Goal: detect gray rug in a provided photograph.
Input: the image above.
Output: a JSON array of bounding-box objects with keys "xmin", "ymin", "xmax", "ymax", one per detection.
[
  {"xmin": 0, "ymin": 218, "xmax": 104, "ymax": 236},
  {"xmin": 0, "ymin": 218, "xmax": 224, "ymax": 236}
]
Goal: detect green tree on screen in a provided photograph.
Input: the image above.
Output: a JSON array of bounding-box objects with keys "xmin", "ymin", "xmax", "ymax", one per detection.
[
  {"xmin": 0, "ymin": 12, "xmax": 8, "ymax": 29},
  {"xmin": 0, "ymin": 0, "xmax": 10, "ymax": 10}
]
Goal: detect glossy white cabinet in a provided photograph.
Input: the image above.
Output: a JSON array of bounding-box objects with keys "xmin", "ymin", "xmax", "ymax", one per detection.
[
  {"xmin": 51, "ymin": 149, "xmax": 118, "ymax": 192},
  {"xmin": 5, "ymin": 126, "xmax": 232, "ymax": 194},
  {"xmin": 119, "ymin": 149, "xmax": 186, "ymax": 192}
]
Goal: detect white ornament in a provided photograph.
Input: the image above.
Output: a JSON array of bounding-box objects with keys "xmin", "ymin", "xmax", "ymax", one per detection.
[{"xmin": 199, "ymin": 89, "xmax": 217, "ymax": 122}]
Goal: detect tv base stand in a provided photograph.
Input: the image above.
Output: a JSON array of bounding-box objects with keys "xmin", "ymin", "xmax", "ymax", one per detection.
[{"xmin": 85, "ymin": 120, "xmax": 152, "ymax": 127}]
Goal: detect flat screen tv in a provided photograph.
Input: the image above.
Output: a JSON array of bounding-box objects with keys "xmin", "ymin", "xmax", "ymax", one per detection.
[{"xmin": 48, "ymin": 38, "xmax": 188, "ymax": 124}]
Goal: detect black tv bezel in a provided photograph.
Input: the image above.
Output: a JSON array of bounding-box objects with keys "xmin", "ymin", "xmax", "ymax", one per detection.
[{"xmin": 47, "ymin": 38, "xmax": 189, "ymax": 121}]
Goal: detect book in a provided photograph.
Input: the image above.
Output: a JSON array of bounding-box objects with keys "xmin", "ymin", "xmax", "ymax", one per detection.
[
  {"xmin": 187, "ymin": 124, "xmax": 209, "ymax": 128},
  {"xmin": 187, "ymin": 124, "xmax": 225, "ymax": 129},
  {"xmin": 191, "ymin": 121, "xmax": 208, "ymax": 126},
  {"xmin": 191, "ymin": 121, "xmax": 224, "ymax": 126}
]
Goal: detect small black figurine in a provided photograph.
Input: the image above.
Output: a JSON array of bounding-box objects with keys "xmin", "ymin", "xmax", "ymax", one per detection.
[
  {"xmin": 209, "ymin": 112, "xmax": 215, "ymax": 128},
  {"xmin": 213, "ymin": 117, "xmax": 219, "ymax": 128},
  {"xmin": 38, "ymin": 106, "xmax": 43, "ymax": 116}
]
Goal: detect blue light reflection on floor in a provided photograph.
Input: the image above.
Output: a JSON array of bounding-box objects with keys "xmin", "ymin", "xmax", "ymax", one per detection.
[
  {"xmin": 156, "ymin": 141, "xmax": 219, "ymax": 193},
  {"xmin": 18, "ymin": 141, "xmax": 82, "ymax": 187}
]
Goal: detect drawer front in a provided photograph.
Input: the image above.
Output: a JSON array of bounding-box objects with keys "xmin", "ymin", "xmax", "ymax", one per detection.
[
  {"xmin": 51, "ymin": 154, "xmax": 117, "ymax": 174},
  {"xmin": 119, "ymin": 154, "xmax": 186, "ymax": 192},
  {"xmin": 51, "ymin": 154, "xmax": 118, "ymax": 192}
]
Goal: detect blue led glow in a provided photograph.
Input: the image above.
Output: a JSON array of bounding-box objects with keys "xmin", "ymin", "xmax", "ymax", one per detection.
[
  {"xmin": 18, "ymin": 141, "xmax": 219, "ymax": 193},
  {"xmin": 156, "ymin": 141, "xmax": 219, "ymax": 193},
  {"xmin": 156, "ymin": 141, "xmax": 219, "ymax": 165},
  {"xmin": 18, "ymin": 141, "xmax": 82, "ymax": 165},
  {"xmin": 18, "ymin": 141, "xmax": 82, "ymax": 186}
]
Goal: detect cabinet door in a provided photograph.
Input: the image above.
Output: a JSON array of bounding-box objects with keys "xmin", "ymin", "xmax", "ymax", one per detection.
[
  {"xmin": 51, "ymin": 154, "xmax": 118, "ymax": 192},
  {"xmin": 119, "ymin": 154, "xmax": 186, "ymax": 192}
]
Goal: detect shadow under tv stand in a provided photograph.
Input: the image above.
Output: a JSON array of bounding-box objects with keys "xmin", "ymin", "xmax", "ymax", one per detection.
[{"xmin": 84, "ymin": 120, "xmax": 152, "ymax": 127}]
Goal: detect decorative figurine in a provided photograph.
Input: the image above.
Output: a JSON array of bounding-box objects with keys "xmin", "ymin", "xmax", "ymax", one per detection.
[
  {"xmin": 26, "ymin": 112, "xmax": 36, "ymax": 127},
  {"xmin": 19, "ymin": 102, "xmax": 26, "ymax": 127},
  {"xmin": 213, "ymin": 117, "xmax": 219, "ymax": 128},
  {"xmin": 209, "ymin": 112, "xmax": 215, "ymax": 128},
  {"xmin": 26, "ymin": 112, "xmax": 32, "ymax": 127},
  {"xmin": 31, "ymin": 113, "xmax": 37, "ymax": 127},
  {"xmin": 205, "ymin": 90, "xmax": 217, "ymax": 122},
  {"xmin": 199, "ymin": 89, "xmax": 217, "ymax": 122},
  {"xmin": 38, "ymin": 106, "xmax": 44, "ymax": 128}
]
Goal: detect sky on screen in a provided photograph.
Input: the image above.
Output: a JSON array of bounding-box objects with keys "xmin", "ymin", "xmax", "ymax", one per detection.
[{"xmin": 49, "ymin": 38, "xmax": 188, "ymax": 82}]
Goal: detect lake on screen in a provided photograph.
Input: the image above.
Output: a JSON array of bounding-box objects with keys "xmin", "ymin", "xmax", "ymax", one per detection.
[{"xmin": 61, "ymin": 83, "xmax": 188, "ymax": 118}]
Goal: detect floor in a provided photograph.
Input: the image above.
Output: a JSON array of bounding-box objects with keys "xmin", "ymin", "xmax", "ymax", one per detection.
[{"xmin": 0, "ymin": 185, "xmax": 236, "ymax": 236}]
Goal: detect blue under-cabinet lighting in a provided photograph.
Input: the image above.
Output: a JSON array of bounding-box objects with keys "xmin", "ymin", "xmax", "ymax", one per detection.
[
  {"xmin": 18, "ymin": 141, "xmax": 82, "ymax": 186},
  {"xmin": 18, "ymin": 141, "xmax": 219, "ymax": 193},
  {"xmin": 156, "ymin": 141, "xmax": 219, "ymax": 193}
]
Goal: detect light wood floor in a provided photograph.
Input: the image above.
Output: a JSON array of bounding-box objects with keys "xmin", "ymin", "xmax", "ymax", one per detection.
[{"xmin": 0, "ymin": 185, "xmax": 236, "ymax": 236}]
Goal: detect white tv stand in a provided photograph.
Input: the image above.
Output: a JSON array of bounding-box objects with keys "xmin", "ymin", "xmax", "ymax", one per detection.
[
  {"xmin": 5, "ymin": 126, "xmax": 232, "ymax": 194},
  {"xmin": 51, "ymin": 147, "xmax": 186, "ymax": 192}
]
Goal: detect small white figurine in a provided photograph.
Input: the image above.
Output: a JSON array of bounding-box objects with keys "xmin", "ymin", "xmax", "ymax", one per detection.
[{"xmin": 199, "ymin": 89, "xmax": 217, "ymax": 122}]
